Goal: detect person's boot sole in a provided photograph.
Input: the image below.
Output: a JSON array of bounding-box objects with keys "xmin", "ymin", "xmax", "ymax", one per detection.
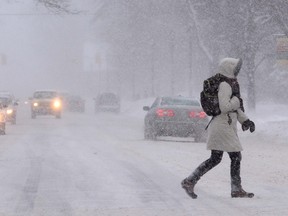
[
  {"xmin": 184, "ymin": 189, "xmax": 198, "ymax": 199},
  {"xmin": 231, "ymin": 193, "xmax": 254, "ymax": 198}
]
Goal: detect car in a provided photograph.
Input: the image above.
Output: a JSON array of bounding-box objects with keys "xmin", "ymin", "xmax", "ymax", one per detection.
[
  {"xmin": 0, "ymin": 103, "xmax": 6, "ymax": 135},
  {"xmin": 60, "ymin": 93, "xmax": 85, "ymax": 113},
  {"xmin": 30, "ymin": 90, "xmax": 62, "ymax": 119},
  {"xmin": 94, "ymin": 92, "xmax": 120, "ymax": 113},
  {"xmin": 0, "ymin": 92, "xmax": 18, "ymax": 124},
  {"xmin": 143, "ymin": 96, "xmax": 209, "ymax": 142},
  {"xmin": 66, "ymin": 95, "xmax": 85, "ymax": 112}
]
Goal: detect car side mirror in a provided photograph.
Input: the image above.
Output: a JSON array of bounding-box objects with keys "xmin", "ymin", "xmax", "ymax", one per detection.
[{"xmin": 143, "ymin": 106, "xmax": 150, "ymax": 111}]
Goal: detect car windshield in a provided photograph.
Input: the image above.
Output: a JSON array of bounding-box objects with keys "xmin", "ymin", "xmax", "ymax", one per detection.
[
  {"xmin": 34, "ymin": 91, "xmax": 58, "ymax": 99},
  {"xmin": 161, "ymin": 97, "xmax": 200, "ymax": 106},
  {"xmin": 99, "ymin": 94, "xmax": 118, "ymax": 105}
]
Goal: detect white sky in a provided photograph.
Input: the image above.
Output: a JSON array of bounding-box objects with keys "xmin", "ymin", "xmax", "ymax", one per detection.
[{"xmin": 0, "ymin": 0, "xmax": 94, "ymax": 98}]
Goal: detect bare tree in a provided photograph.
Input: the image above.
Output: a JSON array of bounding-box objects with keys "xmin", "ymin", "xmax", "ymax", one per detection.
[
  {"xmin": 34, "ymin": 0, "xmax": 75, "ymax": 13},
  {"xmin": 88, "ymin": 0, "xmax": 288, "ymax": 104},
  {"xmin": 265, "ymin": 0, "xmax": 288, "ymax": 37},
  {"xmin": 186, "ymin": 0, "xmax": 281, "ymax": 110}
]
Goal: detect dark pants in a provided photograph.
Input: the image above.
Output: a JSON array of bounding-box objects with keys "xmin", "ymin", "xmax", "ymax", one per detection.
[{"xmin": 187, "ymin": 150, "xmax": 242, "ymax": 191}]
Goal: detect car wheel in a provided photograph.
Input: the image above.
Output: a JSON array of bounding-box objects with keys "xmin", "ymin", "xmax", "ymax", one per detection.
[
  {"xmin": 11, "ymin": 117, "xmax": 16, "ymax": 125},
  {"xmin": 31, "ymin": 113, "xmax": 36, "ymax": 119},
  {"xmin": 0, "ymin": 123, "xmax": 5, "ymax": 135},
  {"xmin": 0, "ymin": 128, "xmax": 5, "ymax": 135},
  {"xmin": 144, "ymin": 126, "xmax": 157, "ymax": 140}
]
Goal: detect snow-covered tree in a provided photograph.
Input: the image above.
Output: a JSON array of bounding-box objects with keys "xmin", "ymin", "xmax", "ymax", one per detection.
[{"xmin": 186, "ymin": 0, "xmax": 285, "ymax": 110}]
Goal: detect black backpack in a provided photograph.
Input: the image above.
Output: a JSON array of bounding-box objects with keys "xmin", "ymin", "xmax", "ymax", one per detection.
[{"xmin": 200, "ymin": 73, "xmax": 239, "ymax": 116}]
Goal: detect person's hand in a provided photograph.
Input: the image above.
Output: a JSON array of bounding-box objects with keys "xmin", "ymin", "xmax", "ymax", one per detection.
[{"xmin": 242, "ymin": 119, "xmax": 255, "ymax": 132}]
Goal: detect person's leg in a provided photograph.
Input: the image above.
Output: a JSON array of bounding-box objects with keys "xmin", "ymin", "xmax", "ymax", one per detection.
[
  {"xmin": 182, "ymin": 150, "xmax": 223, "ymax": 198},
  {"xmin": 187, "ymin": 150, "xmax": 224, "ymax": 183},
  {"xmin": 228, "ymin": 152, "xmax": 254, "ymax": 198},
  {"xmin": 229, "ymin": 151, "xmax": 242, "ymax": 191}
]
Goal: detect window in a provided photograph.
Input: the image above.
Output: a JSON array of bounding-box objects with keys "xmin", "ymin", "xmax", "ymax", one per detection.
[{"xmin": 161, "ymin": 97, "xmax": 200, "ymax": 106}]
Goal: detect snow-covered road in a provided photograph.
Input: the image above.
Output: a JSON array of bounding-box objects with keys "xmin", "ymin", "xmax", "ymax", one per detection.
[{"xmin": 0, "ymin": 101, "xmax": 287, "ymax": 216}]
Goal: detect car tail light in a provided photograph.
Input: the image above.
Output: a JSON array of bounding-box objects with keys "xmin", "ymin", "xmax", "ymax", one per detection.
[
  {"xmin": 189, "ymin": 111, "xmax": 207, "ymax": 118},
  {"xmin": 156, "ymin": 108, "xmax": 175, "ymax": 117}
]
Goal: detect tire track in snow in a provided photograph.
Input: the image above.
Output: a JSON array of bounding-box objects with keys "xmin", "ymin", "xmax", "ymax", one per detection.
[
  {"xmin": 14, "ymin": 157, "xmax": 42, "ymax": 215},
  {"xmin": 14, "ymin": 132, "xmax": 73, "ymax": 216}
]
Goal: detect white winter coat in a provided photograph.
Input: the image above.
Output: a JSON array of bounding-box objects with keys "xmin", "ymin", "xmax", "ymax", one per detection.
[{"xmin": 207, "ymin": 58, "xmax": 249, "ymax": 152}]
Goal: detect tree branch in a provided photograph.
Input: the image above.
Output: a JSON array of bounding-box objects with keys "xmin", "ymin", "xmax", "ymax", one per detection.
[
  {"xmin": 36, "ymin": 0, "xmax": 78, "ymax": 14},
  {"xmin": 269, "ymin": 3, "xmax": 288, "ymax": 36},
  {"xmin": 186, "ymin": 0, "xmax": 213, "ymax": 63}
]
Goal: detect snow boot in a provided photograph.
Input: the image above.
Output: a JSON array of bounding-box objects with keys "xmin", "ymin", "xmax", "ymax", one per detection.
[
  {"xmin": 181, "ymin": 178, "xmax": 197, "ymax": 199},
  {"xmin": 231, "ymin": 188, "xmax": 254, "ymax": 198}
]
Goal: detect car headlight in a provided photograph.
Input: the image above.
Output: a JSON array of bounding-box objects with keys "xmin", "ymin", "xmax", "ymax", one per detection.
[
  {"xmin": 53, "ymin": 100, "xmax": 61, "ymax": 108},
  {"xmin": 33, "ymin": 102, "xmax": 38, "ymax": 107},
  {"xmin": 6, "ymin": 109, "xmax": 13, "ymax": 115}
]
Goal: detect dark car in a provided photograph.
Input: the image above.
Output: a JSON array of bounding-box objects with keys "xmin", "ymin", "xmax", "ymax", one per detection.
[
  {"xmin": 30, "ymin": 90, "xmax": 62, "ymax": 119},
  {"xmin": 94, "ymin": 92, "xmax": 120, "ymax": 113},
  {"xmin": 66, "ymin": 95, "xmax": 85, "ymax": 112},
  {"xmin": 0, "ymin": 92, "xmax": 18, "ymax": 124},
  {"xmin": 143, "ymin": 96, "xmax": 209, "ymax": 142},
  {"xmin": 60, "ymin": 92, "xmax": 85, "ymax": 113}
]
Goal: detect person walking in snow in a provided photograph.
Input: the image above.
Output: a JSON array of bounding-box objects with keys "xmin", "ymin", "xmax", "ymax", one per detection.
[{"xmin": 181, "ymin": 57, "xmax": 255, "ymax": 199}]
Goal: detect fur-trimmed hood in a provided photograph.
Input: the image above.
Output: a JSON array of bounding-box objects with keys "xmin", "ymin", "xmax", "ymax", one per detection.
[{"xmin": 218, "ymin": 58, "xmax": 242, "ymax": 78}]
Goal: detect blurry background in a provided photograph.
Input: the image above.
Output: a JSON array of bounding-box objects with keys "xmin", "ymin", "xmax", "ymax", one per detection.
[{"xmin": 0, "ymin": 0, "xmax": 288, "ymax": 110}]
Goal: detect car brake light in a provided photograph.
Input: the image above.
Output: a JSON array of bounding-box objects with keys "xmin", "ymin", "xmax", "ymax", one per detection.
[
  {"xmin": 189, "ymin": 111, "xmax": 206, "ymax": 118},
  {"xmin": 167, "ymin": 109, "xmax": 174, "ymax": 117},
  {"xmin": 199, "ymin": 111, "xmax": 206, "ymax": 118},
  {"xmin": 156, "ymin": 109, "xmax": 174, "ymax": 117}
]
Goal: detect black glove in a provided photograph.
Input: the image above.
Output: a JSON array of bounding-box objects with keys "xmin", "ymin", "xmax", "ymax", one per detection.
[{"xmin": 242, "ymin": 119, "xmax": 255, "ymax": 133}]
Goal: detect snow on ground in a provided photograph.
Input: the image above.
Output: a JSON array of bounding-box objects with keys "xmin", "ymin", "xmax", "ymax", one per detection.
[
  {"xmin": 122, "ymin": 98, "xmax": 288, "ymax": 215},
  {"xmin": 0, "ymin": 98, "xmax": 287, "ymax": 216}
]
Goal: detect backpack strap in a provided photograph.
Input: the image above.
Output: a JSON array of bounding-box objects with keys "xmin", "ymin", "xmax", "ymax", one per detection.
[
  {"xmin": 217, "ymin": 74, "xmax": 240, "ymax": 97},
  {"xmin": 205, "ymin": 116, "xmax": 214, "ymax": 130},
  {"xmin": 205, "ymin": 113, "xmax": 234, "ymax": 130}
]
